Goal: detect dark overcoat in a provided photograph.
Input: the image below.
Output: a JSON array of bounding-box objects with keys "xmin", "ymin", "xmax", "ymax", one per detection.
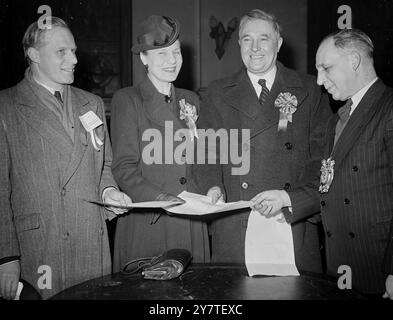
[
  {"xmin": 111, "ymin": 76, "xmax": 210, "ymax": 272},
  {"xmin": 0, "ymin": 79, "xmax": 116, "ymax": 299},
  {"xmin": 194, "ymin": 62, "xmax": 331, "ymax": 273}
]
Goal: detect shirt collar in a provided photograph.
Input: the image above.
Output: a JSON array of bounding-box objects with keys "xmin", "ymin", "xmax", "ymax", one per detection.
[
  {"xmin": 248, "ymin": 65, "xmax": 277, "ymax": 93},
  {"xmin": 349, "ymin": 77, "xmax": 378, "ymax": 115},
  {"xmin": 33, "ymin": 77, "xmax": 64, "ymax": 98}
]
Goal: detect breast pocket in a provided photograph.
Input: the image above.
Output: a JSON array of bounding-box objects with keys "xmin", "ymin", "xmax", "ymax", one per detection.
[{"xmin": 14, "ymin": 212, "xmax": 40, "ymax": 233}]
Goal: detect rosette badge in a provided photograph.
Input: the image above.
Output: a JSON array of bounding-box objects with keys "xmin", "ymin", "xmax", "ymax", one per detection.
[
  {"xmin": 274, "ymin": 92, "xmax": 298, "ymax": 131},
  {"xmin": 179, "ymin": 99, "xmax": 199, "ymax": 141}
]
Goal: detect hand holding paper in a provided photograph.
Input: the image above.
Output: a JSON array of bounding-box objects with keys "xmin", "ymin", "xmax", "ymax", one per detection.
[
  {"xmin": 102, "ymin": 188, "xmax": 133, "ymax": 215},
  {"xmin": 251, "ymin": 190, "xmax": 291, "ymax": 217},
  {"xmin": 206, "ymin": 186, "xmax": 225, "ymax": 204}
]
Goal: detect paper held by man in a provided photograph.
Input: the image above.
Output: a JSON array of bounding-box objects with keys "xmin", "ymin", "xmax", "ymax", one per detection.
[
  {"xmin": 90, "ymin": 191, "xmax": 299, "ymax": 276},
  {"xmin": 89, "ymin": 191, "xmax": 252, "ymax": 215}
]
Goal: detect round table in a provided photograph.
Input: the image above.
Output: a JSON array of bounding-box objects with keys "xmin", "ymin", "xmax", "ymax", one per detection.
[{"xmin": 51, "ymin": 264, "xmax": 365, "ymax": 300}]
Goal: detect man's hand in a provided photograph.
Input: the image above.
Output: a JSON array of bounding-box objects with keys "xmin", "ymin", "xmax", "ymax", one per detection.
[
  {"xmin": 0, "ymin": 260, "xmax": 20, "ymax": 300},
  {"xmin": 383, "ymin": 274, "xmax": 393, "ymax": 300},
  {"xmin": 207, "ymin": 186, "xmax": 225, "ymax": 204},
  {"xmin": 251, "ymin": 190, "xmax": 291, "ymax": 217},
  {"xmin": 155, "ymin": 192, "xmax": 185, "ymax": 204},
  {"xmin": 102, "ymin": 188, "xmax": 133, "ymax": 215}
]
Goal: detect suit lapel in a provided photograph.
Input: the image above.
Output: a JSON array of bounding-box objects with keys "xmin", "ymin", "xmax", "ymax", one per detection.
[
  {"xmin": 140, "ymin": 76, "xmax": 184, "ymax": 132},
  {"xmin": 331, "ymin": 79, "xmax": 386, "ymax": 168},
  {"xmin": 222, "ymin": 69, "xmax": 260, "ymax": 120},
  {"xmin": 61, "ymin": 88, "xmax": 92, "ymax": 188},
  {"xmin": 14, "ymin": 79, "xmax": 74, "ymax": 156}
]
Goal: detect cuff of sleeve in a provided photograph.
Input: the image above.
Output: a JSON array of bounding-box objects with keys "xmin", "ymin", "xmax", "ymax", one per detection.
[{"xmin": 0, "ymin": 256, "xmax": 20, "ymax": 265}]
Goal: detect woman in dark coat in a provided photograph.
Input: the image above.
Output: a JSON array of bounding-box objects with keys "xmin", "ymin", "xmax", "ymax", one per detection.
[{"xmin": 111, "ymin": 15, "xmax": 210, "ymax": 272}]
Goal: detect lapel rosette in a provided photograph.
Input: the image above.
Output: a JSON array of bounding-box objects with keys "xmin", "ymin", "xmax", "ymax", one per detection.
[
  {"xmin": 319, "ymin": 157, "xmax": 335, "ymax": 193},
  {"xmin": 274, "ymin": 92, "xmax": 298, "ymax": 131},
  {"xmin": 179, "ymin": 98, "xmax": 199, "ymax": 141}
]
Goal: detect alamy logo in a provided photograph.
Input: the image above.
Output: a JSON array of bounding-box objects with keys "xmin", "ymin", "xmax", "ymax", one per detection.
[
  {"xmin": 337, "ymin": 265, "xmax": 352, "ymax": 290},
  {"xmin": 141, "ymin": 121, "xmax": 250, "ymax": 175},
  {"xmin": 37, "ymin": 5, "xmax": 52, "ymax": 30},
  {"xmin": 37, "ymin": 265, "xmax": 52, "ymax": 290}
]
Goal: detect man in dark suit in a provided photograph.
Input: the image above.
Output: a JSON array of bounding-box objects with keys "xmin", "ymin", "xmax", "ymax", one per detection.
[
  {"xmin": 0, "ymin": 17, "xmax": 132, "ymax": 299},
  {"xmin": 252, "ymin": 29, "xmax": 393, "ymax": 298},
  {"xmin": 194, "ymin": 9, "xmax": 331, "ymax": 273}
]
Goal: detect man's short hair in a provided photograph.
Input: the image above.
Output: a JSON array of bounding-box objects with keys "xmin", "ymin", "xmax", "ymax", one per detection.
[
  {"xmin": 22, "ymin": 17, "xmax": 70, "ymax": 63},
  {"xmin": 239, "ymin": 9, "xmax": 281, "ymax": 38},
  {"xmin": 323, "ymin": 28, "xmax": 374, "ymax": 59}
]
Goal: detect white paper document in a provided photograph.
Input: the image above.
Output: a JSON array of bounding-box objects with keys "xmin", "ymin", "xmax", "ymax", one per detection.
[
  {"xmin": 88, "ymin": 199, "xmax": 182, "ymax": 209},
  {"xmin": 165, "ymin": 191, "xmax": 252, "ymax": 215},
  {"xmin": 245, "ymin": 210, "xmax": 300, "ymax": 276}
]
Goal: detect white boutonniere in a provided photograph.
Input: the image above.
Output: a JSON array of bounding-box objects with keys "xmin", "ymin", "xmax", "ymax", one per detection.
[
  {"xmin": 274, "ymin": 92, "xmax": 298, "ymax": 131},
  {"xmin": 179, "ymin": 99, "xmax": 199, "ymax": 141},
  {"xmin": 79, "ymin": 110, "xmax": 104, "ymax": 151}
]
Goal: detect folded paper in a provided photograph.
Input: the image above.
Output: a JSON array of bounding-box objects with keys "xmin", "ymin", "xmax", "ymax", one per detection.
[{"xmin": 245, "ymin": 210, "xmax": 299, "ymax": 276}]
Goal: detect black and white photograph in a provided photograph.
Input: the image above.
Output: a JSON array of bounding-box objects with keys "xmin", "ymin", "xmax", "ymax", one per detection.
[{"xmin": 0, "ymin": 0, "xmax": 392, "ymax": 316}]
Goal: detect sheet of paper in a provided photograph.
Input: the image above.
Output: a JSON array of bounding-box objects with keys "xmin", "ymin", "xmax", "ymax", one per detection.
[
  {"xmin": 165, "ymin": 191, "xmax": 251, "ymax": 215},
  {"xmin": 245, "ymin": 210, "xmax": 299, "ymax": 276},
  {"xmin": 88, "ymin": 200, "xmax": 182, "ymax": 209}
]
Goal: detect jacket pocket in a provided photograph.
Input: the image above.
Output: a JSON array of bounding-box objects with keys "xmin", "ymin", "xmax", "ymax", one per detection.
[{"xmin": 14, "ymin": 213, "xmax": 40, "ymax": 233}]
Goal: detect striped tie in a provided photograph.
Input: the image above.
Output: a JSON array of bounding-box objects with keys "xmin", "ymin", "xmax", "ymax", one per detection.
[
  {"xmin": 334, "ymin": 98, "xmax": 353, "ymax": 146},
  {"xmin": 258, "ymin": 79, "xmax": 269, "ymax": 106},
  {"xmin": 54, "ymin": 91, "xmax": 63, "ymax": 104}
]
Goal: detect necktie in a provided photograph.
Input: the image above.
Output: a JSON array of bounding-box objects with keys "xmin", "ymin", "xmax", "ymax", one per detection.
[
  {"xmin": 258, "ymin": 79, "xmax": 270, "ymax": 106},
  {"xmin": 54, "ymin": 91, "xmax": 63, "ymax": 104},
  {"xmin": 334, "ymin": 98, "xmax": 353, "ymax": 146}
]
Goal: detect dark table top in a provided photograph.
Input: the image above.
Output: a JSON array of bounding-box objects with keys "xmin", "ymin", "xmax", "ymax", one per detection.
[{"xmin": 51, "ymin": 264, "xmax": 365, "ymax": 300}]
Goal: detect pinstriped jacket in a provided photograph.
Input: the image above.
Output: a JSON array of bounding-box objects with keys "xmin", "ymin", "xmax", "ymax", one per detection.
[
  {"xmin": 0, "ymin": 78, "xmax": 117, "ymax": 299},
  {"xmin": 290, "ymin": 79, "xmax": 393, "ymax": 294}
]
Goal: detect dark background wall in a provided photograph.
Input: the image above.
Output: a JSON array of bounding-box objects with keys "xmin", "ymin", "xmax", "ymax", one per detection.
[{"xmin": 2, "ymin": 0, "xmax": 393, "ymax": 102}]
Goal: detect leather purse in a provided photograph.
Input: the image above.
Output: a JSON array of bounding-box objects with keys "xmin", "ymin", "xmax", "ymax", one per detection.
[{"xmin": 122, "ymin": 249, "xmax": 192, "ymax": 280}]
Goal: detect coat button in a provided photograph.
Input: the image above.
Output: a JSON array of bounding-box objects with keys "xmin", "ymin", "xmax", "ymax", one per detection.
[
  {"xmin": 243, "ymin": 143, "xmax": 250, "ymax": 152},
  {"xmin": 349, "ymin": 232, "xmax": 355, "ymax": 238},
  {"xmin": 60, "ymin": 188, "xmax": 66, "ymax": 197},
  {"xmin": 98, "ymin": 228, "xmax": 104, "ymax": 235},
  {"xmin": 241, "ymin": 182, "xmax": 249, "ymax": 189},
  {"xmin": 284, "ymin": 183, "xmax": 291, "ymax": 191},
  {"xmin": 344, "ymin": 198, "xmax": 350, "ymax": 204},
  {"xmin": 352, "ymin": 166, "xmax": 358, "ymax": 172},
  {"xmin": 179, "ymin": 177, "xmax": 187, "ymax": 185},
  {"xmin": 326, "ymin": 231, "xmax": 332, "ymax": 237},
  {"xmin": 320, "ymin": 200, "xmax": 326, "ymax": 206},
  {"xmin": 62, "ymin": 232, "xmax": 70, "ymax": 240},
  {"xmin": 285, "ymin": 142, "xmax": 293, "ymax": 150}
]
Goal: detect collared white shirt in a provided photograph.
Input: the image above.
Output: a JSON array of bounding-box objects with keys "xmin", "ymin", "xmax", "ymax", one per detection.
[
  {"xmin": 248, "ymin": 65, "xmax": 277, "ymax": 98},
  {"xmin": 33, "ymin": 77, "xmax": 64, "ymax": 100},
  {"xmin": 349, "ymin": 77, "xmax": 378, "ymax": 116}
]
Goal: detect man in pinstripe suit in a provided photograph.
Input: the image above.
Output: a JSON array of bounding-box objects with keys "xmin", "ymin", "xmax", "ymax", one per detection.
[
  {"xmin": 251, "ymin": 29, "xmax": 393, "ymax": 298},
  {"xmin": 0, "ymin": 17, "xmax": 132, "ymax": 299}
]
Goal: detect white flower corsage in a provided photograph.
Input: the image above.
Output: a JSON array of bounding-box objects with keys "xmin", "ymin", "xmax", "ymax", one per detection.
[
  {"xmin": 274, "ymin": 92, "xmax": 298, "ymax": 131},
  {"xmin": 179, "ymin": 99, "xmax": 199, "ymax": 141}
]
